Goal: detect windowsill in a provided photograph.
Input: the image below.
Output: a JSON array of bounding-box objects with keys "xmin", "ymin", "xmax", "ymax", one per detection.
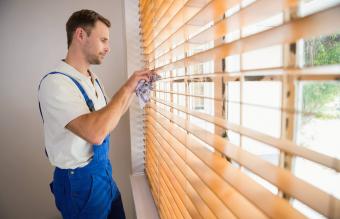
[{"xmin": 130, "ymin": 173, "xmax": 159, "ymax": 219}]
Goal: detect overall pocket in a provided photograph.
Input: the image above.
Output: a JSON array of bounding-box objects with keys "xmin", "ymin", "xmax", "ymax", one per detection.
[
  {"xmin": 69, "ymin": 174, "xmax": 93, "ymax": 214},
  {"xmin": 81, "ymin": 173, "xmax": 112, "ymax": 216}
]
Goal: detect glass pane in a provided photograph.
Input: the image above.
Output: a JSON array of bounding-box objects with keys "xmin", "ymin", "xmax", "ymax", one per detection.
[
  {"xmin": 187, "ymin": 41, "xmax": 214, "ymax": 57},
  {"xmin": 187, "ymin": 81, "xmax": 215, "ymax": 133},
  {"xmin": 292, "ymin": 199, "xmax": 326, "ymax": 219},
  {"xmin": 188, "ymin": 82, "xmax": 214, "ymax": 115},
  {"xmin": 226, "ymin": 81, "xmax": 240, "ymax": 124},
  {"xmin": 173, "ymin": 67, "xmax": 185, "ymax": 77},
  {"xmin": 227, "ymin": 130, "xmax": 240, "ymax": 146},
  {"xmin": 225, "ymin": 54, "xmax": 240, "ymax": 72},
  {"xmin": 173, "ymin": 82, "xmax": 186, "ymax": 107},
  {"xmin": 242, "ymin": 137, "xmax": 280, "ymax": 166},
  {"xmin": 298, "ymin": 0, "xmax": 340, "ymax": 17},
  {"xmin": 241, "ymin": 167, "xmax": 278, "ymax": 195},
  {"xmin": 293, "ymin": 158, "xmax": 340, "ymax": 198},
  {"xmin": 241, "ymin": 13, "xmax": 283, "ymax": 37},
  {"xmin": 303, "ymin": 34, "xmax": 340, "ymax": 67},
  {"xmin": 189, "ymin": 115, "xmax": 214, "ymax": 134},
  {"xmin": 241, "ymin": 45, "xmax": 283, "ymax": 70},
  {"xmin": 187, "ymin": 60, "xmax": 214, "ymax": 75},
  {"xmin": 242, "ymin": 81, "xmax": 282, "ymax": 138},
  {"xmin": 191, "ymin": 133, "xmax": 215, "ymax": 152},
  {"xmin": 225, "ymin": 4, "xmax": 240, "ymax": 17},
  {"xmin": 296, "ymin": 81, "xmax": 340, "ymax": 159},
  {"xmin": 294, "ymin": 81, "xmax": 340, "ymax": 201}
]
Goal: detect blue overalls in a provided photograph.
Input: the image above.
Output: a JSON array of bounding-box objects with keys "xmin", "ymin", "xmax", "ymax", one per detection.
[{"xmin": 39, "ymin": 72, "xmax": 126, "ymax": 219}]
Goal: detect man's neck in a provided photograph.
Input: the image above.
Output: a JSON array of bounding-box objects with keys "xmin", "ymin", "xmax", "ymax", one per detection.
[{"xmin": 64, "ymin": 50, "xmax": 90, "ymax": 77}]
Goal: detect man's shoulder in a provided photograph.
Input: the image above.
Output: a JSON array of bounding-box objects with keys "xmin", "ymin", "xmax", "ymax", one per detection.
[
  {"xmin": 38, "ymin": 72, "xmax": 79, "ymax": 102},
  {"xmin": 40, "ymin": 72, "xmax": 75, "ymax": 89},
  {"xmin": 39, "ymin": 60, "xmax": 76, "ymax": 84}
]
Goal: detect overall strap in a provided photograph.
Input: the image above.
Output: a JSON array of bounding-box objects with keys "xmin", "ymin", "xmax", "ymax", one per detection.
[
  {"xmin": 38, "ymin": 72, "xmax": 101, "ymax": 159},
  {"xmin": 38, "ymin": 71, "xmax": 95, "ymax": 123}
]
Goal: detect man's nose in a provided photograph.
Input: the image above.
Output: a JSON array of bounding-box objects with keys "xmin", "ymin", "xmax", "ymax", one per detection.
[{"xmin": 104, "ymin": 46, "xmax": 110, "ymax": 54}]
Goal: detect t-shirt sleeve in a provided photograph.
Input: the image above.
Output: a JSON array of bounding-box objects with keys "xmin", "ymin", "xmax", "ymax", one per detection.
[{"xmin": 38, "ymin": 74, "xmax": 90, "ymax": 129}]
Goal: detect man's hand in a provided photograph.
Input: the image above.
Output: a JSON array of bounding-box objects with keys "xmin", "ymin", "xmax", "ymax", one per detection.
[{"xmin": 124, "ymin": 69, "xmax": 157, "ymax": 93}]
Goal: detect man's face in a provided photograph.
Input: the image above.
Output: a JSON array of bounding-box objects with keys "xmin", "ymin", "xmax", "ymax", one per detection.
[{"xmin": 83, "ymin": 21, "xmax": 110, "ymax": 65}]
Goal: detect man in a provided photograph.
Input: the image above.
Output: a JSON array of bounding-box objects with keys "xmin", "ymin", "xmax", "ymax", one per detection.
[{"xmin": 38, "ymin": 9, "xmax": 155, "ymax": 218}]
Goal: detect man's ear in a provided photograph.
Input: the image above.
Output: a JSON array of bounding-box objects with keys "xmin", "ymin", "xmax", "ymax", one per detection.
[{"xmin": 74, "ymin": 27, "xmax": 87, "ymax": 43}]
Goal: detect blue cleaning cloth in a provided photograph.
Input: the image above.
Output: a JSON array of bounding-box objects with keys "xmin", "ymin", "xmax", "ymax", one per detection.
[{"xmin": 135, "ymin": 74, "xmax": 161, "ymax": 108}]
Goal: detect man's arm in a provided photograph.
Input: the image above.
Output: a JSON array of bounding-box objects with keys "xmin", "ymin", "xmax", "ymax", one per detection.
[
  {"xmin": 121, "ymin": 92, "xmax": 135, "ymax": 115},
  {"xmin": 66, "ymin": 69, "xmax": 154, "ymax": 145}
]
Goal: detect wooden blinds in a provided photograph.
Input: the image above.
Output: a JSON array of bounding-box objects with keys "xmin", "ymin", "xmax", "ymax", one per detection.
[{"xmin": 139, "ymin": 0, "xmax": 340, "ymax": 218}]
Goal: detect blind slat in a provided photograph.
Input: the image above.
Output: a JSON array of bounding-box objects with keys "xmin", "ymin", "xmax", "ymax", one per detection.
[
  {"xmin": 156, "ymin": 65, "xmax": 340, "ymax": 82},
  {"xmin": 147, "ymin": 0, "xmax": 298, "ymax": 63},
  {"xmin": 141, "ymin": 0, "xmax": 340, "ymax": 218},
  {"xmin": 146, "ymin": 0, "xmax": 184, "ymax": 42},
  {"xmin": 150, "ymin": 98, "xmax": 340, "ymax": 172},
  {"xmin": 160, "ymin": 176, "xmax": 182, "ymax": 219},
  {"xmin": 144, "ymin": 0, "xmax": 174, "ymax": 38},
  {"xmin": 153, "ymin": 4, "xmax": 340, "ymax": 71},
  {"xmin": 145, "ymin": 160, "xmax": 159, "ymax": 206},
  {"xmin": 146, "ymin": 111, "xmax": 307, "ymax": 219},
  {"xmin": 145, "ymin": 0, "xmax": 241, "ymax": 56},
  {"xmin": 141, "ymin": 0, "xmax": 171, "ymax": 38},
  {"xmin": 147, "ymin": 139, "xmax": 184, "ymax": 219},
  {"xmin": 154, "ymin": 87, "xmax": 336, "ymax": 119},
  {"xmin": 147, "ymin": 129, "xmax": 203, "ymax": 218},
  {"xmin": 158, "ymin": 166, "xmax": 192, "ymax": 219},
  {"xmin": 148, "ymin": 106, "xmax": 339, "ymax": 218},
  {"xmin": 143, "ymin": 0, "xmax": 192, "ymax": 49},
  {"xmin": 147, "ymin": 118, "xmax": 271, "ymax": 219},
  {"xmin": 147, "ymin": 130, "xmax": 218, "ymax": 218},
  {"xmin": 147, "ymin": 127, "xmax": 235, "ymax": 219},
  {"xmin": 156, "ymin": 144, "xmax": 203, "ymax": 219}
]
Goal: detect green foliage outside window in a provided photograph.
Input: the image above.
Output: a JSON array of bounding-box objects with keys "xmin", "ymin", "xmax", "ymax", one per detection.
[{"xmin": 302, "ymin": 34, "xmax": 340, "ymax": 120}]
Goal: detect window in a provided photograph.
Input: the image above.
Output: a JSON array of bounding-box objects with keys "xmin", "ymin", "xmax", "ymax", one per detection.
[{"xmin": 140, "ymin": 0, "xmax": 340, "ymax": 218}]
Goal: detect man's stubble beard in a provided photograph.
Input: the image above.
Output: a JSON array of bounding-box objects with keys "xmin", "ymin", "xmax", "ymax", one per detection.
[
  {"xmin": 87, "ymin": 53, "xmax": 102, "ymax": 65},
  {"xmin": 83, "ymin": 42, "xmax": 102, "ymax": 65}
]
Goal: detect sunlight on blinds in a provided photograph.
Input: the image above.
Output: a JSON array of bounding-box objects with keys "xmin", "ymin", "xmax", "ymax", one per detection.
[{"xmin": 139, "ymin": 0, "xmax": 340, "ymax": 218}]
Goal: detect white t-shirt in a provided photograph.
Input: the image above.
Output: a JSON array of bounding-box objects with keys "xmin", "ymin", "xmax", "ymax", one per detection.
[{"xmin": 38, "ymin": 61, "xmax": 107, "ymax": 169}]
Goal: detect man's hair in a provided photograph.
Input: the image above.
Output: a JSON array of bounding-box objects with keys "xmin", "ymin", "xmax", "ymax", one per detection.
[{"xmin": 66, "ymin": 9, "xmax": 111, "ymax": 48}]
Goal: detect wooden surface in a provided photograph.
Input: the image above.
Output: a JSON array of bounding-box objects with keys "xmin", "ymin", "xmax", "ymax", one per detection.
[
  {"xmin": 152, "ymin": 5, "xmax": 340, "ymax": 71},
  {"xmin": 140, "ymin": 0, "xmax": 340, "ymax": 218},
  {"xmin": 150, "ymin": 99, "xmax": 340, "ymax": 172},
  {"xmin": 146, "ymin": 107, "xmax": 340, "ymax": 218}
]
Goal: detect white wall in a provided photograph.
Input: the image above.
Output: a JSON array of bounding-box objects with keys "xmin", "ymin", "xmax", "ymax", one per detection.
[{"xmin": 0, "ymin": 0, "xmax": 135, "ymax": 218}]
